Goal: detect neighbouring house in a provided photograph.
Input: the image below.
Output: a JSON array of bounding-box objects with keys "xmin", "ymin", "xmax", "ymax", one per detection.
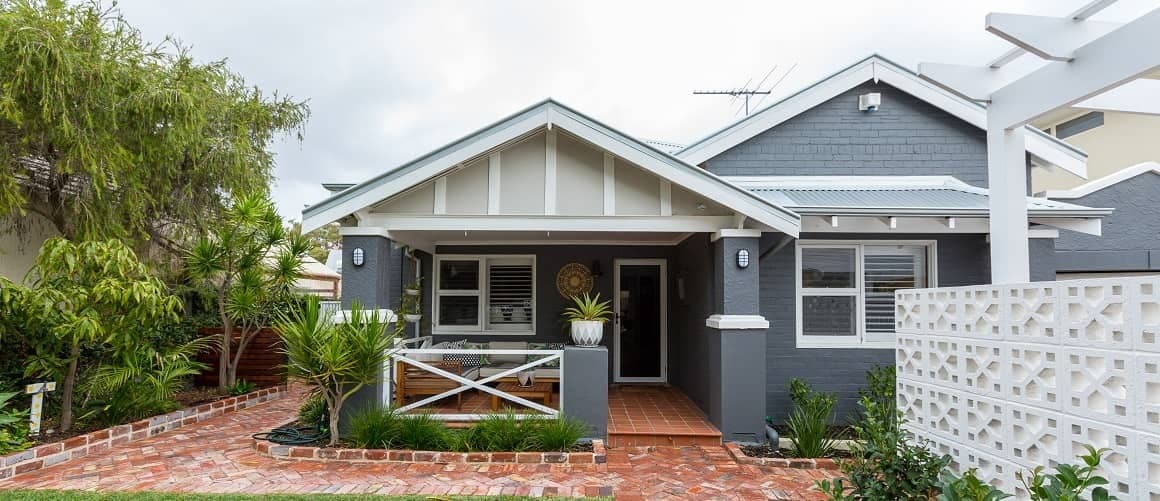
[
  {"xmin": 300, "ymin": 55, "xmax": 1109, "ymax": 442},
  {"xmin": 1031, "ymin": 109, "xmax": 1160, "ymax": 279},
  {"xmin": 295, "ymin": 255, "xmax": 342, "ymax": 299}
]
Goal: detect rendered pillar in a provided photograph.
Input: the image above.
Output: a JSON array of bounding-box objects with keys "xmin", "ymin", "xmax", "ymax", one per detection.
[{"xmin": 561, "ymin": 346, "xmax": 608, "ymax": 440}]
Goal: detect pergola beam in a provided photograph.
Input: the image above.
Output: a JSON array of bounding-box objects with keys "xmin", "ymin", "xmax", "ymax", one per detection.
[
  {"xmin": 985, "ymin": 13, "xmax": 1121, "ymax": 62},
  {"xmin": 986, "ymin": 0, "xmax": 1119, "ymax": 68},
  {"xmin": 989, "ymin": 7, "xmax": 1160, "ymax": 129}
]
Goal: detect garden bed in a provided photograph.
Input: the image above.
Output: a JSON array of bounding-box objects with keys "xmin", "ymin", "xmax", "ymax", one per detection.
[
  {"xmin": 723, "ymin": 442, "xmax": 841, "ymax": 470},
  {"xmin": 0, "ymin": 385, "xmax": 289, "ymax": 481},
  {"xmin": 252, "ymin": 437, "xmax": 606, "ymax": 465}
]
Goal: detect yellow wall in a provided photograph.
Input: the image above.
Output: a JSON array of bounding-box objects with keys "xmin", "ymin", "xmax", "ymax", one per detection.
[
  {"xmin": 0, "ymin": 213, "xmax": 57, "ymax": 283},
  {"xmin": 1033, "ymin": 111, "xmax": 1160, "ymax": 192}
]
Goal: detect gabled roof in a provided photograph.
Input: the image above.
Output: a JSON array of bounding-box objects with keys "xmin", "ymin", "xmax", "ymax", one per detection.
[
  {"xmin": 1045, "ymin": 161, "xmax": 1160, "ymax": 199},
  {"xmin": 301, "ymin": 99, "xmax": 801, "ymax": 235},
  {"xmin": 677, "ymin": 55, "xmax": 1089, "ymax": 178},
  {"xmin": 727, "ymin": 176, "xmax": 1111, "ymax": 218}
]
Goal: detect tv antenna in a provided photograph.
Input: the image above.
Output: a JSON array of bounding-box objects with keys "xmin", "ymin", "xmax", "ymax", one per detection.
[{"xmin": 694, "ymin": 63, "xmax": 796, "ymax": 116}]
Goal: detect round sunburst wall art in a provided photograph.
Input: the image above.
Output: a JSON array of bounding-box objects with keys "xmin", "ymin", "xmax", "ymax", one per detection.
[{"xmin": 556, "ymin": 262, "xmax": 594, "ymax": 298}]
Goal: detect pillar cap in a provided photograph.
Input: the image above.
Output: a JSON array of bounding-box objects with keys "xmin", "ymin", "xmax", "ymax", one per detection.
[{"xmin": 706, "ymin": 314, "xmax": 769, "ymax": 330}]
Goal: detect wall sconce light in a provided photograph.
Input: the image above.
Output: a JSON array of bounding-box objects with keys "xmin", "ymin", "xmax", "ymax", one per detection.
[
  {"xmin": 352, "ymin": 248, "xmax": 365, "ymax": 267},
  {"xmin": 591, "ymin": 259, "xmax": 603, "ymax": 278},
  {"xmin": 737, "ymin": 249, "xmax": 750, "ymax": 269}
]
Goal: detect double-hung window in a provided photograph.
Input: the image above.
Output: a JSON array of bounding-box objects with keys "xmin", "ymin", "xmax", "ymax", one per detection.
[
  {"xmin": 434, "ymin": 255, "xmax": 535, "ymax": 334},
  {"xmin": 796, "ymin": 241, "xmax": 935, "ymax": 347}
]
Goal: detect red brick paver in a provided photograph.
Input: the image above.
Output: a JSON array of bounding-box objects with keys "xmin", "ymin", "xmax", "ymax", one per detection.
[{"xmin": 0, "ymin": 389, "xmax": 836, "ymax": 499}]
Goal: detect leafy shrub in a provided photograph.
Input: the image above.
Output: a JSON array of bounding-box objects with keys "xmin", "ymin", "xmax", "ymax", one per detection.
[
  {"xmin": 347, "ymin": 406, "xmax": 401, "ymax": 449},
  {"xmin": 83, "ymin": 337, "xmax": 212, "ymax": 426},
  {"xmin": 470, "ymin": 411, "xmax": 533, "ymax": 452},
  {"xmin": 0, "ymin": 392, "xmax": 31, "ymax": 454},
  {"xmin": 528, "ymin": 416, "xmax": 588, "ymax": 451},
  {"xmin": 817, "ymin": 396, "xmax": 950, "ymax": 500},
  {"xmin": 859, "ymin": 365, "xmax": 896, "ymax": 425},
  {"xmin": 395, "ymin": 413, "xmax": 450, "ymax": 451},
  {"xmin": 1018, "ymin": 445, "xmax": 1117, "ymax": 501},
  {"xmin": 786, "ymin": 378, "xmax": 837, "ymax": 458},
  {"xmin": 298, "ymin": 391, "xmax": 326, "ymax": 427},
  {"xmin": 227, "ymin": 380, "xmax": 257, "ymax": 396},
  {"xmin": 937, "ymin": 468, "xmax": 1012, "ymax": 501}
]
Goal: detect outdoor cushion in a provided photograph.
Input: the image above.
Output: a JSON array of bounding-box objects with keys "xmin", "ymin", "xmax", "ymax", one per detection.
[
  {"xmin": 443, "ymin": 339, "xmax": 486, "ymax": 368},
  {"xmin": 478, "ymin": 362, "xmax": 559, "ymax": 380},
  {"xmin": 414, "ymin": 340, "xmax": 446, "ymax": 362},
  {"xmin": 486, "ymin": 341, "xmax": 528, "ymax": 364},
  {"xmin": 526, "ymin": 342, "xmax": 564, "ymax": 367}
]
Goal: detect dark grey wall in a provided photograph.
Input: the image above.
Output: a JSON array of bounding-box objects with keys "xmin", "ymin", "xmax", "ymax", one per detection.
[
  {"xmin": 670, "ymin": 234, "xmax": 715, "ymax": 412},
  {"xmin": 703, "ymin": 81, "xmax": 990, "ymax": 187},
  {"xmin": 561, "ymin": 346, "xmax": 609, "ymax": 439},
  {"xmin": 762, "ymin": 233, "xmax": 992, "ymax": 424},
  {"xmin": 1029, "ymin": 238, "xmax": 1057, "ymax": 281},
  {"xmin": 342, "ymin": 235, "xmax": 402, "ymax": 310},
  {"xmin": 1054, "ymin": 172, "xmax": 1160, "ymax": 272}
]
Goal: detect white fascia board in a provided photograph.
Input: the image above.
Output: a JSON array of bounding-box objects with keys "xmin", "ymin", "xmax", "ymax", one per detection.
[
  {"xmin": 988, "ymin": 8, "xmax": 1160, "ymax": 130},
  {"xmin": 338, "ymin": 227, "xmax": 435, "ymax": 254},
  {"xmin": 301, "ymin": 107, "xmax": 548, "ymax": 233},
  {"xmin": 724, "ymin": 175, "xmax": 968, "ymax": 189},
  {"xmin": 678, "ymin": 56, "xmax": 1087, "ymax": 178},
  {"xmin": 1029, "ymin": 217, "xmax": 1102, "ymax": 235},
  {"xmin": 802, "ymin": 215, "xmax": 992, "ymax": 233},
  {"xmin": 1045, "ymin": 161, "xmax": 1160, "ymax": 199},
  {"xmin": 357, "ymin": 214, "xmax": 739, "ymax": 233},
  {"xmin": 548, "ymin": 109, "xmax": 800, "ymax": 236}
]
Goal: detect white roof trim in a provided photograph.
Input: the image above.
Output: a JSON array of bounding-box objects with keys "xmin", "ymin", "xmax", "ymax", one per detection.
[
  {"xmin": 724, "ymin": 175, "xmax": 970, "ymax": 189},
  {"xmin": 302, "ymin": 100, "xmax": 801, "ymax": 236},
  {"xmin": 1045, "ymin": 161, "xmax": 1160, "ymax": 199},
  {"xmin": 677, "ymin": 55, "xmax": 1088, "ymax": 178}
]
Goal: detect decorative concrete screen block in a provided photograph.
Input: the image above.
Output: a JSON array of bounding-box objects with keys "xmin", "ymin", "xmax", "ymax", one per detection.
[{"xmin": 897, "ymin": 277, "xmax": 1160, "ymax": 498}]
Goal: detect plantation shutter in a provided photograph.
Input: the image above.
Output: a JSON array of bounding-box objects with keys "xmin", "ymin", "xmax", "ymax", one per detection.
[
  {"xmin": 486, "ymin": 258, "xmax": 534, "ymax": 330},
  {"xmin": 863, "ymin": 245, "xmax": 927, "ymax": 334}
]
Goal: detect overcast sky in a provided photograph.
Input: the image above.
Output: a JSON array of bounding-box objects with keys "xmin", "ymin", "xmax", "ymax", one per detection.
[{"xmin": 115, "ymin": 0, "xmax": 1156, "ymax": 221}]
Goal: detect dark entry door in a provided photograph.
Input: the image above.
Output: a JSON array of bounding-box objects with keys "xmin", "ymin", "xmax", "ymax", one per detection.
[{"xmin": 614, "ymin": 259, "xmax": 667, "ymax": 382}]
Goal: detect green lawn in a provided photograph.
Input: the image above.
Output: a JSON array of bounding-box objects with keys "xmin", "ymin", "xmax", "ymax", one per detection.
[{"xmin": 0, "ymin": 492, "xmax": 605, "ymax": 501}]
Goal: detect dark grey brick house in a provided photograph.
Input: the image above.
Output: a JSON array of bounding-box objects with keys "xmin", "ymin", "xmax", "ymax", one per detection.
[{"xmin": 301, "ymin": 55, "xmax": 1107, "ymax": 442}]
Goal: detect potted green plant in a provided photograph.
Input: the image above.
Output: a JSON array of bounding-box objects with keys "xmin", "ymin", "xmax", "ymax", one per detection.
[
  {"xmin": 403, "ymin": 278, "xmax": 422, "ymax": 297},
  {"xmin": 563, "ymin": 293, "xmax": 612, "ymax": 347}
]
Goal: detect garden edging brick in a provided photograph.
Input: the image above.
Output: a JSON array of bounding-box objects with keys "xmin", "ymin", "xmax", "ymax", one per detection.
[
  {"xmin": 252, "ymin": 437, "xmax": 607, "ymax": 465},
  {"xmin": 723, "ymin": 442, "xmax": 840, "ymax": 470},
  {"xmin": 0, "ymin": 385, "xmax": 288, "ymax": 481}
]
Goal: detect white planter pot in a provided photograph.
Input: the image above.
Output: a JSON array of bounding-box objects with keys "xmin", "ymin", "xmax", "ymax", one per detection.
[
  {"xmin": 404, "ymin": 289, "xmax": 420, "ymax": 296},
  {"xmin": 570, "ymin": 320, "xmax": 604, "ymax": 347},
  {"xmin": 404, "ymin": 314, "xmax": 422, "ymax": 323}
]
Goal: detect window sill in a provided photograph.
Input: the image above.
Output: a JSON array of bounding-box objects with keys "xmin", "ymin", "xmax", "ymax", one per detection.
[
  {"xmin": 796, "ymin": 340, "xmax": 894, "ymax": 350},
  {"xmin": 432, "ymin": 330, "xmax": 536, "ymax": 337}
]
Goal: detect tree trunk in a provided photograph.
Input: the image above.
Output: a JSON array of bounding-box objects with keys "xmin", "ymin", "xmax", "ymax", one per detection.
[
  {"xmin": 219, "ymin": 314, "xmax": 233, "ymax": 392},
  {"xmin": 329, "ymin": 395, "xmax": 343, "ymax": 447},
  {"xmin": 60, "ymin": 342, "xmax": 80, "ymax": 433},
  {"xmin": 229, "ymin": 326, "xmax": 257, "ymax": 389}
]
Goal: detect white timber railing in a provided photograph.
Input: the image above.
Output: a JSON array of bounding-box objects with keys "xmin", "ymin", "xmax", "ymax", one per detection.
[
  {"xmin": 384, "ymin": 337, "xmax": 563, "ymax": 421},
  {"xmin": 895, "ymin": 277, "xmax": 1159, "ymax": 499}
]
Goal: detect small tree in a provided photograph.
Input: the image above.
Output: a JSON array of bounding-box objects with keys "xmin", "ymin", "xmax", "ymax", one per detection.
[
  {"xmin": 0, "ymin": 238, "xmax": 181, "ymax": 432},
  {"xmin": 277, "ymin": 297, "xmax": 397, "ymax": 446},
  {"xmin": 186, "ymin": 193, "xmax": 309, "ymax": 391}
]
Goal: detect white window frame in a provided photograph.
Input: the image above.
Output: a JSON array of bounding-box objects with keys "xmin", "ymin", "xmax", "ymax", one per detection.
[
  {"xmin": 795, "ymin": 240, "xmax": 938, "ymax": 349},
  {"xmin": 433, "ymin": 254, "xmax": 536, "ymax": 336}
]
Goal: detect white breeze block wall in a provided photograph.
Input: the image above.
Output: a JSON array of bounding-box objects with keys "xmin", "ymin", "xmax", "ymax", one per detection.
[{"xmin": 895, "ymin": 278, "xmax": 1160, "ymax": 500}]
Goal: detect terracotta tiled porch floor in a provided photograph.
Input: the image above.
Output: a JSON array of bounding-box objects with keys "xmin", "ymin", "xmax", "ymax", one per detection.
[
  {"xmin": 0, "ymin": 385, "xmax": 836, "ymax": 499},
  {"xmin": 607, "ymin": 385, "xmax": 722, "ymax": 447}
]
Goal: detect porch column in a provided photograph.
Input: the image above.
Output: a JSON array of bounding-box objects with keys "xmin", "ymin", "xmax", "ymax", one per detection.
[
  {"xmin": 338, "ymin": 234, "xmax": 403, "ymax": 425},
  {"xmin": 706, "ymin": 231, "xmax": 768, "ymax": 443},
  {"xmin": 561, "ymin": 346, "xmax": 608, "ymax": 440}
]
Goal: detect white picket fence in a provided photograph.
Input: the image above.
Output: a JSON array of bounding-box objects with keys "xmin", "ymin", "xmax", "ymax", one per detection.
[
  {"xmin": 384, "ymin": 336, "xmax": 563, "ymax": 421},
  {"xmin": 895, "ymin": 277, "xmax": 1160, "ymax": 499}
]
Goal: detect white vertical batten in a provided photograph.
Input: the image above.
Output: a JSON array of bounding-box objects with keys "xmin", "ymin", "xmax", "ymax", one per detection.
[
  {"xmin": 987, "ymin": 124, "xmax": 1029, "ymax": 283},
  {"xmin": 433, "ymin": 177, "xmax": 447, "ymax": 215},
  {"xmin": 545, "ymin": 129, "xmax": 557, "ymax": 215},
  {"xmin": 488, "ymin": 153, "xmax": 501, "ymax": 215},
  {"xmin": 660, "ymin": 180, "xmax": 672, "ymax": 216},
  {"xmin": 603, "ymin": 153, "xmax": 616, "ymax": 215}
]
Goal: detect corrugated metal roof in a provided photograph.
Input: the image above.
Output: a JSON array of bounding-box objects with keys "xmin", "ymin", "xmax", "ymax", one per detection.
[{"xmin": 732, "ymin": 177, "xmax": 1111, "ymax": 216}]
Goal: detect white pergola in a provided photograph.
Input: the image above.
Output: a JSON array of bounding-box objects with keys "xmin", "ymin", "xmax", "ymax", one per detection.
[{"xmin": 919, "ymin": 1, "xmax": 1160, "ymax": 283}]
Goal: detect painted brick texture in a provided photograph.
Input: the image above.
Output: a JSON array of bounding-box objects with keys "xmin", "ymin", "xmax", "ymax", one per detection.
[{"xmin": 703, "ymin": 81, "xmax": 990, "ymax": 187}]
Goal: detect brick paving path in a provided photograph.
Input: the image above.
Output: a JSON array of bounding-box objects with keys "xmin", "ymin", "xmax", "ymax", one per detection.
[{"xmin": 0, "ymin": 389, "xmax": 836, "ymax": 499}]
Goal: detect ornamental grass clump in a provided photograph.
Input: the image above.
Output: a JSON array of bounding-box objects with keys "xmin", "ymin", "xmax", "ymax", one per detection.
[
  {"xmin": 347, "ymin": 406, "xmax": 402, "ymax": 449},
  {"xmin": 785, "ymin": 378, "xmax": 838, "ymax": 458},
  {"xmin": 528, "ymin": 416, "xmax": 589, "ymax": 451},
  {"xmin": 395, "ymin": 413, "xmax": 450, "ymax": 451}
]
